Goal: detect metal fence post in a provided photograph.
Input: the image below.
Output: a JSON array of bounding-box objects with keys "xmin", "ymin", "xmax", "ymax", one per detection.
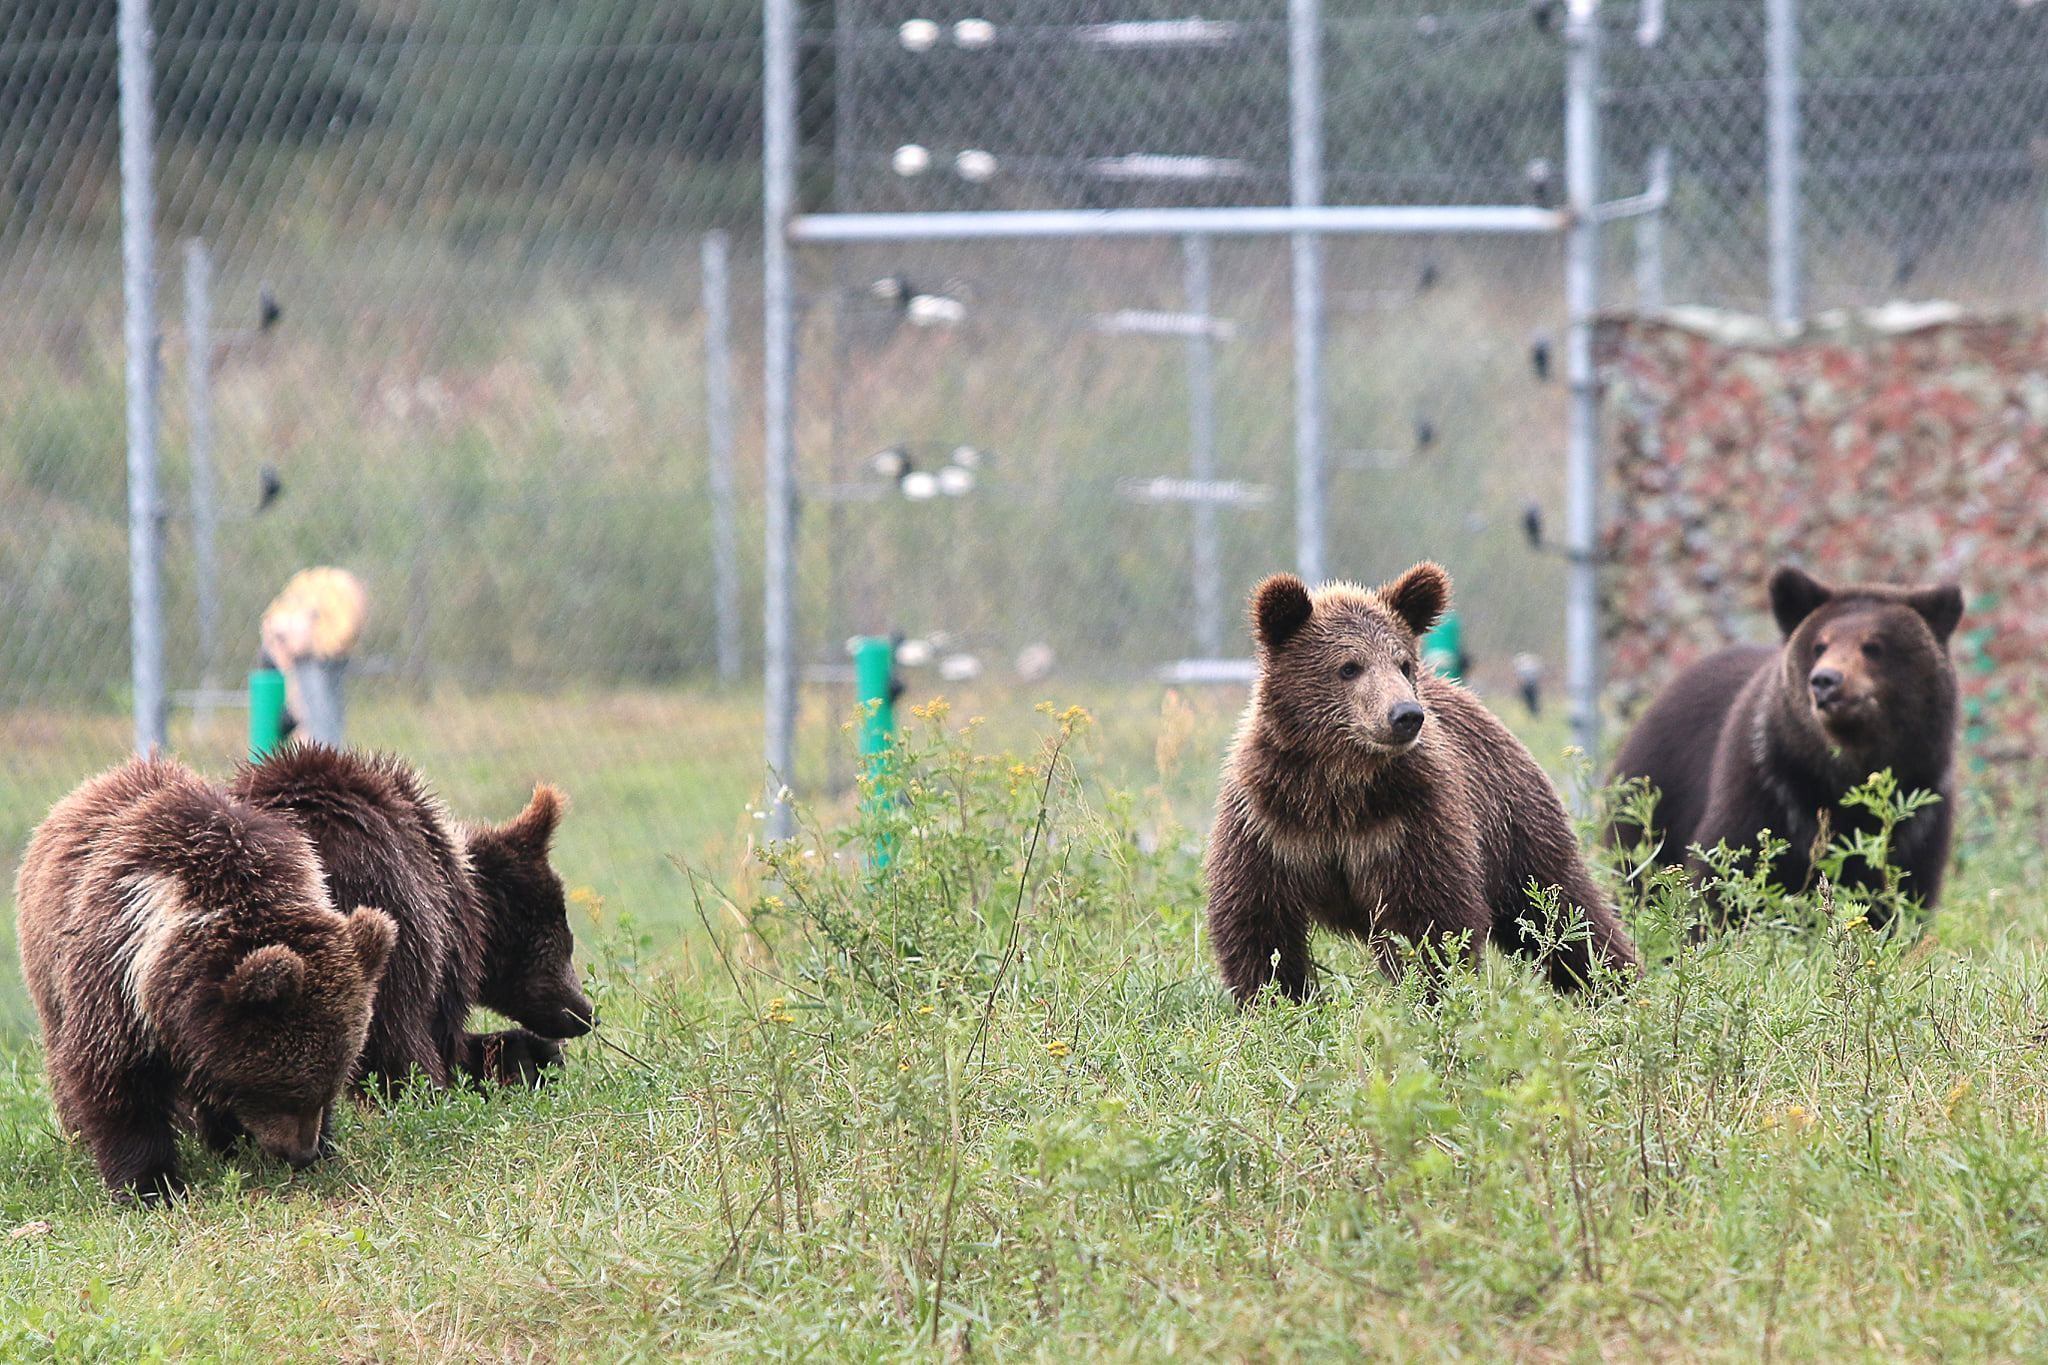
[
  {"xmin": 762, "ymin": 0, "xmax": 800, "ymax": 837},
  {"xmin": 119, "ymin": 0, "xmax": 165, "ymax": 753},
  {"xmin": 1564, "ymin": 0, "xmax": 1605, "ymax": 773},
  {"xmin": 702, "ymin": 230, "xmax": 741, "ymax": 686},
  {"xmin": 1635, "ymin": 146, "xmax": 1669, "ymax": 313},
  {"xmin": 1766, "ymin": 0, "xmax": 1803, "ymax": 329},
  {"xmin": 296, "ymin": 658, "xmax": 347, "ymax": 745},
  {"xmin": 1288, "ymin": 0, "xmax": 1326, "ymax": 586},
  {"xmin": 184, "ymin": 237, "xmax": 220, "ymax": 690},
  {"xmin": 1182, "ymin": 234, "xmax": 1223, "ymax": 657}
]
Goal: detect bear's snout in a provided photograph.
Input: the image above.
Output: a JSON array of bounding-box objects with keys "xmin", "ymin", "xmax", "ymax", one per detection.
[
  {"xmin": 525, "ymin": 975, "xmax": 595, "ymax": 1039},
  {"xmin": 242, "ymin": 1108, "xmax": 327, "ymax": 1168},
  {"xmin": 1809, "ymin": 667, "xmax": 1844, "ymax": 708},
  {"xmin": 1388, "ymin": 701, "xmax": 1425, "ymax": 744}
]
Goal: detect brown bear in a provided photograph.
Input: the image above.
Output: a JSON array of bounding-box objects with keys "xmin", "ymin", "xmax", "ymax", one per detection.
[
  {"xmin": 228, "ymin": 743, "xmax": 591, "ymax": 1092},
  {"xmin": 1205, "ymin": 564, "xmax": 1640, "ymax": 1003},
  {"xmin": 14, "ymin": 755, "xmax": 396, "ymax": 1202},
  {"xmin": 1609, "ymin": 565, "xmax": 1962, "ymax": 924}
]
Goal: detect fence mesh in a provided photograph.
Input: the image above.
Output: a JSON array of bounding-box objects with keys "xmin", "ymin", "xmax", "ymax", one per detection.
[{"xmin": 5, "ymin": 0, "xmax": 2048, "ymax": 1018}]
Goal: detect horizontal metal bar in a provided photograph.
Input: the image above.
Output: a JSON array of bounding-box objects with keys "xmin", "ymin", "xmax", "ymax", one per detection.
[
  {"xmin": 1157, "ymin": 658, "xmax": 1257, "ymax": 685},
  {"xmin": 1094, "ymin": 309, "xmax": 1236, "ymax": 340},
  {"xmin": 1118, "ymin": 476, "xmax": 1273, "ymax": 506},
  {"xmin": 1591, "ymin": 188, "xmax": 1669, "ymax": 224},
  {"xmin": 790, "ymin": 204, "xmax": 1566, "ymax": 244}
]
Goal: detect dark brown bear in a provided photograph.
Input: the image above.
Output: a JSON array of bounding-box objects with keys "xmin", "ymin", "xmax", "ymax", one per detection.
[
  {"xmin": 1610, "ymin": 565, "xmax": 1962, "ymax": 924},
  {"xmin": 1205, "ymin": 564, "xmax": 1640, "ymax": 1003},
  {"xmin": 229, "ymin": 744, "xmax": 591, "ymax": 1092},
  {"xmin": 14, "ymin": 755, "xmax": 396, "ymax": 1202}
]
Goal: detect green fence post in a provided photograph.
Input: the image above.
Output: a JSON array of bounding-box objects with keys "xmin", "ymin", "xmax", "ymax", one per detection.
[
  {"xmin": 1422, "ymin": 610, "xmax": 1467, "ymax": 681},
  {"xmin": 249, "ymin": 667, "xmax": 286, "ymax": 760},
  {"xmin": 851, "ymin": 636, "xmax": 898, "ymax": 867}
]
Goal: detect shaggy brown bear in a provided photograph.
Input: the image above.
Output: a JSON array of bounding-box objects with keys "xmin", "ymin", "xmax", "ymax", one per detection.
[
  {"xmin": 229, "ymin": 744, "xmax": 591, "ymax": 1092},
  {"xmin": 14, "ymin": 755, "xmax": 396, "ymax": 1202},
  {"xmin": 1205, "ymin": 564, "xmax": 1640, "ymax": 1003},
  {"xmin": 1610, "ymin": 565, "xmax": 1962, "ymax": 923}
]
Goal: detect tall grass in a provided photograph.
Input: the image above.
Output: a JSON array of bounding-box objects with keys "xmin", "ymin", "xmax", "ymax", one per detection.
[{"xmin": 1, "ymin": 699, "xmax": 2044, "ymax": 1358}]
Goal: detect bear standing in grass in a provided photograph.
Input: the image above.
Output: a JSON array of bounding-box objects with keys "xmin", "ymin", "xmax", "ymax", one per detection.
[
  {"xmin": 230, "ymin": 744, "xmax": 591, "ymax": 1091},
  {"xmin": 15, "ymin": 756, "xmax": 396, "ymax": 1201},
  {"xmin": 1610, "ymin": 565, "xmax": 1962, "ymax": 924},
  {"xmin": 1205, "ymin": 564, "xmax": 1639, "ymax": 1003}
]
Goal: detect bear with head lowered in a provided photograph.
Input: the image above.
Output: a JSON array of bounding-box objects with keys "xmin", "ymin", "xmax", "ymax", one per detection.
[
  {"xmin": 1610, "ymin": 565, "xmax": 1963, "ymax": 924},
  {"xmin": 1205, "ymin": 563, "xmax": 1640, "ymax": 1004},
  {"xmin": 229, "ymin": 744, "xmax": 592, "ymax": 1091},
  {"xmin": 14, "ymin": 755, "xmax": 396, "ymax": 1202}
]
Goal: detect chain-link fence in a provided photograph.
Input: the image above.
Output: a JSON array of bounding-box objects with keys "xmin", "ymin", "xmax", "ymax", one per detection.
[
  {"xmin": 1609, "ymin": 0, "xmax": 2048, "ymax": 316},
  {"xmin": 0, "ymin": 2, "xmax": 768, "ymax": 1029},
  {"xmin": 5, "ymin": 0, "xmax": 2048, "ymax": 1014}
]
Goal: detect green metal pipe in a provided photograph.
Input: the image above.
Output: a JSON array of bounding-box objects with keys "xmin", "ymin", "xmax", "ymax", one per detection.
[
  {"xmin": 1422, "ymin": 610, "xmax": 1467, "ymax": 682},
  {"xmin": 248, "ymin": 667, "xmax": 286, "ymax": 760},
  {"xmin": 851, "ymin": 636, "xmax": 898, "ymax": 866}
]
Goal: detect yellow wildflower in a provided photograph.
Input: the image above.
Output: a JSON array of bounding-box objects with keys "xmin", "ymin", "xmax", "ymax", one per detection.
[
  {"xmin": 1045, "ymin": 1039, "xmax": 1072, "ymax": 1059},
  {"xmin": 1761, "ymin": 1104, "xmax": 1816, "ymax": 1134}
]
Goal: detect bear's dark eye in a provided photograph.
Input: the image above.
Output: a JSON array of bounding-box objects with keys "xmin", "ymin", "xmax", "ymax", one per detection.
[
  {"xmin": 1401, "ymin": 659, "xmax": 1416, "ymax": 680},
  {"xmin": 1861, "ymin": 640, "xmax": 1884, "ymax": 660},
  {"xmin": 1813, "ymin": 640, "xmax": 1827, "ymax": 658},
  {"xmin": 1338, "ymin": 661, "xmax": 1363, "ymax": 681}
]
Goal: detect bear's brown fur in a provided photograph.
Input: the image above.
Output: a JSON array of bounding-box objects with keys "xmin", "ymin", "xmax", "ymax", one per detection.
[
  {"xmin": 228, "ymin": 744, "xmax": 591, "ymax": 1091},
  {"xmin": 14, "ymin": 755, "xmax": 396, "ymax": 1201},
  {"xmin": 1205, "ymin": 564, "xmax": 1640, "ymax": 1003},
  {"xmin": 1610, "ymin": 565, "xmax": 1962, "ymax": 924}
]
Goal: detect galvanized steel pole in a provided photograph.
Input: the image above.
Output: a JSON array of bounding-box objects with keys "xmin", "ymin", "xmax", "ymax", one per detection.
[
  {"xmin": 1183, "ymin": 235, "xmax": 1223, "ymax": 657},
  {"xmin": 184, "ymin": 238, "xmax": 219, "ymax": 691},
  {"xmin": 762, "ymin": 0, "xmax": 799, "ymax": 837},
  {"xmin": 1766, "ymin": 0, "xmax": 1803, "ymax": 330},
  {"xmin": 702, "ymin": 230, "xmax": 741, "ymax": 686},
  {"xmin": 1564, "ymin": 0, "xmax": 1605, "ymax": 772},
  {"xmin": 119, "ymin": 0, "xmax": 166, "ymax": 753},
  {"xmin": 1635, "ymin": 147, "xmax": 1669, "ymax": 313},
  {"xmin": 789, "ymin": 205, "xmax": 1566, "ymax": 242},
  {"xmin": 1288, "ymin": 0, "xmax": 1326, "ymax": 585}
]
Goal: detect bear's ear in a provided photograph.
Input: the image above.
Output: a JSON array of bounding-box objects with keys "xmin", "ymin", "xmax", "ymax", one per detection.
[
  {"xmin": 1906, "ymin": 583, "xmax": 1964, "ymax": 645},
  {"xmin": 345, "ymin": 906, "xmax": 398, "ymax": 983},
  {"xmin": 1769, "ymin": 565, "xmax": 1833, "ymax": 637},
  {"xmin": 1381, "ymin": 561, "xmax": 1451, "ymax": 638},
  {"xmin": 501, "ymin": 784, "xmax": 566, "ymax": 856},
  {"xmin": 224, "ymin": 945, "xmax": 306, "ymax": 1011},
  {"xmin": 1251, "ymin": 574, "xmax": 1314, "ymax": 651}
]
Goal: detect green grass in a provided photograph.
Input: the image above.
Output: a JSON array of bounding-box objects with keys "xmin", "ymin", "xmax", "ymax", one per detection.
[{"xmin": 4, "ymin": 692, "xmax": 2048, "ymax": 1358}]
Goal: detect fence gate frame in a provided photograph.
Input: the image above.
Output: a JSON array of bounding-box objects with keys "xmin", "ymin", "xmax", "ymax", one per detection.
[{"xmin": 759, "ymin": 0, "xmax": 1653, "ymax": 834}]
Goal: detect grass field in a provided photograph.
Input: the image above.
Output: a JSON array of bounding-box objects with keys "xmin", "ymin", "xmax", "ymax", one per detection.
[{"xmin": 4, "ymin": 688, "xmax": 2048, "ymax": 1359}]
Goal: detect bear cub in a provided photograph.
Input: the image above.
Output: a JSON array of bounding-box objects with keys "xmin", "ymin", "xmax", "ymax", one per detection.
[
  {"xmin": 230, "ymin": 744, "xmax": 591, "ymax": 1092},
  {"xmin": 1610, "ymin": 565, "xmax": 1962, "ymax": 924},
  {"xmin": 1206, "ymin": 563, "xmax": 1640, "ymax": 1003},
  {"xmin": 14, "ymin": 755, "xmax": 396, "ymax": 1201}
]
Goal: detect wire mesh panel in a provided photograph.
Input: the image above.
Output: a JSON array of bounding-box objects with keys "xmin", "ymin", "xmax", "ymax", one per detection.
[
  {"xmin": 6, "ymin": 0, "xmax": 2048, "ymax": 1005},
  {"xmin": 1609, "ymin": 0, "xmax": 2048, "ymax": 313},
  {"xmin": 825, "ymin": 3, "xmax": 1292, "ymax": 213},
  {"xmin": 786, "ymin": 1, "xmax": 1578, "ymax": 796},
  {"xmin": 1, "ymin": 2, "xmax": 766, "ymax": 1020}
]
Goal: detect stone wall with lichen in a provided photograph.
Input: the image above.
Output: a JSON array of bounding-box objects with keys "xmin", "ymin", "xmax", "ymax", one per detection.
[{"xmin": 1599, "ymin": 307, "xmax": 2047, "ymax": 770}]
